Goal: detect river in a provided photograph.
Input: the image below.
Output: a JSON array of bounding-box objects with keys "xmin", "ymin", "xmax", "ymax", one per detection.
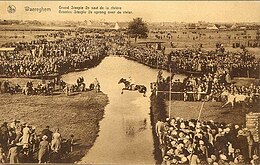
[{"xmin": 62, "ymin": 56, "xmax": 185, "ymax": 164}]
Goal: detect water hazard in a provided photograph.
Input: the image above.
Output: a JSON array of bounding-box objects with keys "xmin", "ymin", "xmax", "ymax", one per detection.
[{"xmin": 62, "ymin": 56, "xmax": 185, "ymax": 164}]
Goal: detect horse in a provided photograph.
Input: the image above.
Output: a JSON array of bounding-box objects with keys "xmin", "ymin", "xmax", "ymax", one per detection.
[
  {"xmin": 221, "ymin": 91, "xmax": 249, "ymax": 108},
  {"xmin": 221, "ymin": 92, "xmax": 236, "ymax": 108},
  {"xmin": 63, "ymin": 84, "xmax": 73, "ymax": 96},
  {"xmin": 22, "ymin": 86, "xmax": 35, "ymax": 95},
  {"xmin": 235, "ymin": 93, "xmax": 250, "ymax": 104},
  {"xmin": 118, "ymin": 78, "xmax": 147, "ymax": 97},
  {"xmin": 76, "ymin": 77, "xmax": 86, "ymax": 92},
  {"xmin": 38, "ymin": 82, "xmax": 55, "ymax": 95},
  {"xmin": 89, "ymin": 83, "xmax": 100, "ymax": 92}
]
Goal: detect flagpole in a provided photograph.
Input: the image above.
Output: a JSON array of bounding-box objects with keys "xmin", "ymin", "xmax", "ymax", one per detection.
[
  {"xmin": 169, "ymin": 67, "xmax": 171, "ymax": 119},
  {"xmin": 189, "ymin": 101, "xmax": 205, "ymax": 165}
]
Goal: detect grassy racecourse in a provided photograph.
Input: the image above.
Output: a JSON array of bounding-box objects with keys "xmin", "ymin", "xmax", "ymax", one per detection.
[
  {"xmin": 164, "ymin": 78, "xmax": 260, "ymax": 125},
  {"xmin": 0, "ymin": 79, "xmax": 109, "ymax": 163},
  {"xmin": 165, "ymin": 100, "xmax": 260, "ymax": 125}
]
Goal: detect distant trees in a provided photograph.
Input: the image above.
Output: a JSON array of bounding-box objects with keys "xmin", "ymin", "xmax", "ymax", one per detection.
[{"xmin": 128, "ymin": 17, "xmax": 149, "ymax": 42}]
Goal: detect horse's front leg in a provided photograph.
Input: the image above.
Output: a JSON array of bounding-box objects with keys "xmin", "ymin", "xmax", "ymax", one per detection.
[
  {"xmin": 143, "ymin": 92, "xmax": 147, "ymax": 97},
  {"xmin": 121, "ymin": 88, "xmax": 124, "ymax": 94}
]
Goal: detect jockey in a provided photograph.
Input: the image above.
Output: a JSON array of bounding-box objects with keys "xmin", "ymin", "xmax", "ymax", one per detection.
[
  {"xmin": 94, "ymin": 78, "xmax": 100, "ymax": 87},
  {"xmin": 128, "ymin": 76, "xmax": 135, "ymax": 85},
  {"xmin": 26, "ymin": 81, "xmax": 33, "ymax": 88},
  {"xmin": 127, "ymin": 76, "xmax": 135, "ymax": 89},
  {"xmin": 93, "ymin": 78, "xmax": 100, "ymax": 93},
  {"xmin": 157, "ymin": 70, "xmax": 163, "ymax": 83}
]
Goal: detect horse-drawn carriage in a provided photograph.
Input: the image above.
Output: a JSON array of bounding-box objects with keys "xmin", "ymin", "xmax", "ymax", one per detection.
[{"xmin": 0, "ymin": 80, "xmax": 21, "ymax": 94}]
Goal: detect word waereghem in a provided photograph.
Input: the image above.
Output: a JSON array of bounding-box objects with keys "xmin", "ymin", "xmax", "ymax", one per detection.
[{"xmin": 24, "ymin": 6, "xmax": 51, "ymax": 13}]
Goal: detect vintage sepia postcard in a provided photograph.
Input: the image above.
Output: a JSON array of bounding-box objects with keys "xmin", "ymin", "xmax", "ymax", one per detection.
[{"xmin": 0, "ymin": 1, "xmax": 259, "ymax": 164}]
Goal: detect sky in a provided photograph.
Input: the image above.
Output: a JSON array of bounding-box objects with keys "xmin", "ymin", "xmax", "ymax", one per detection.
[{"xmin": 0, "ymin": 1, "xmax": 260, "ymax": 23}]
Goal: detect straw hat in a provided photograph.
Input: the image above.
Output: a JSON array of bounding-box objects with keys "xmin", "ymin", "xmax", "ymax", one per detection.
[
  {"xmin": 171, "ymin": 158, "xmax": 178, "ymax": 164},
  {"xmin": 237, "ymin": 130, "xmax": 244, "ymax": 136},
  {"xmin": 218, "ymin": 128, "xmax": 223, "ymax": 133},
  {"xmin": 181, "ymin": 157, "xmax": 188, "ymax": 163},
  {"xmin": 252, "ymin": 155, "xmax": 259, "ymax": 160},
  {"xmin": 183, "ymin": 139, "xmax": 189, "ymax": 144},
  {"xmin": 211, "ymin": 155, "xmax": 217, "ymax": 161},
  {"xmin": 225, "ymin": 128, "xmax": 230, "ymax": 133},
  {"xmin": 196, "ymin": 129, "xmax": 201, "ymax": 133},
  {"xmin": 180, "ymin": 123, "xmax": 186, "ymax": 129},
  {"xmin": 164, "ymin": 155, "xmax": 170, "ymax": 160},
  {"xmin": 234, "ymin": 125, "xmax": 239, "ymax": 129},
  {"xmin": 209, "ymin": 120, "xmax": 214, "ymax": 123},
  {"xmin": 219, "ymin": 154, "xmax": 227, "ymax": 160},
  {"xmin": 42, "ymin": 135, "xmax": 48, "ymax": 140},
  {"xmin": 179, "ymin": 132, "xmax": 185, "ymax": 138},
  {"xmin": 171, "ymin": 141, "xmax": 177, "ymax": 146},
  {"xmin": 207, "ymin": 158, "xmax": 213, "ymax": 164}
]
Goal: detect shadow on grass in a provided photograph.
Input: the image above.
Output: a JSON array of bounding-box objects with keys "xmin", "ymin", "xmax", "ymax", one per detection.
[
  {"xmin": 220, "ymin": 111, "xmax": 232, "ymax": 115},
  {"xmin": 50, "ymin": 92, "xmax": 62, "ymax": 96},
  {"xmin": 68, "ymin": 92, "xmax": 81, "ymax": 96}
]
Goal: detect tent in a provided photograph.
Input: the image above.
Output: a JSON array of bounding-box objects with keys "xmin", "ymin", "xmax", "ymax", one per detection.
[
  {"xmin": 86, "ymin": 20, "xmax": 92, "ymax": 26},
  {"xmin": 206, "ymin": 24, "xmax": 218, "ymax": 30},
  {"xmin": 230, "ymin": 24, "xmax": 237, "ymax": 29},
  {"xmin": 114, "ymin": 22, "xmax": 120, "ymax": 30}
]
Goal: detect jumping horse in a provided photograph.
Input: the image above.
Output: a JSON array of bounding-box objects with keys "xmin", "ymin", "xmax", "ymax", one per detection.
[{"xmin": 118, "ymin": 78, "xmax": 147, "ymax": 97}]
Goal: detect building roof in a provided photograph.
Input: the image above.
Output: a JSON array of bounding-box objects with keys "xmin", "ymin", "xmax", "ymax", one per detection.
[{"xmin": 219, "ymin": 25, "xmax": 227, "ymax": 29}]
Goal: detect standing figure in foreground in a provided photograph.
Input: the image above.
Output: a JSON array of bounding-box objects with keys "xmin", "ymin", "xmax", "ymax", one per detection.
[
  {"xmin": 51, "ymin": 128, "xmax": 61, "ymax": 153},
  {"xmin": 38, "ymin": 135, "xmax": 50, "ymax": 163}
]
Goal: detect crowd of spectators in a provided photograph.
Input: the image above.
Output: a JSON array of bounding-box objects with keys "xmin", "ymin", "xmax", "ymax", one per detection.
[
  {"xmin": 0, "ymin": 36, "xmax": 109, "ymax": 78},
  {"xmin": 1, "ymin": 30, "xmax": 258, "ymax": 79},
  {"xmin": 119, "ymin": 43, "xmax": 259, "ymax": 78},
  {"xmin": 153, "ymin": 71, "xmax": 260, "ymax": 102},
  {"xmin": 156, "ymin": 117, "xmax": 259, "ymax": 165},
  {"xmin": 168, "ymin": 48, "xmax": 259, "ymax": 78},
  {"xmin": 0, "ymin": 120, "xmax": 74, "ymax": 163}
]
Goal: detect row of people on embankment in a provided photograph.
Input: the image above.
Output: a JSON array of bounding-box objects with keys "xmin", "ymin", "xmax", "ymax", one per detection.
[{"xmin": 115, "ymin": 43, "xmax": 259, "ymax": 78}]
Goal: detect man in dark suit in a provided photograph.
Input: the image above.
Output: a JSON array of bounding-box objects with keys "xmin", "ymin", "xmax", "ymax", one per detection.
[{"xmin": 41, "ymin": 126, "xmax": 53, "ymax": 143}]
